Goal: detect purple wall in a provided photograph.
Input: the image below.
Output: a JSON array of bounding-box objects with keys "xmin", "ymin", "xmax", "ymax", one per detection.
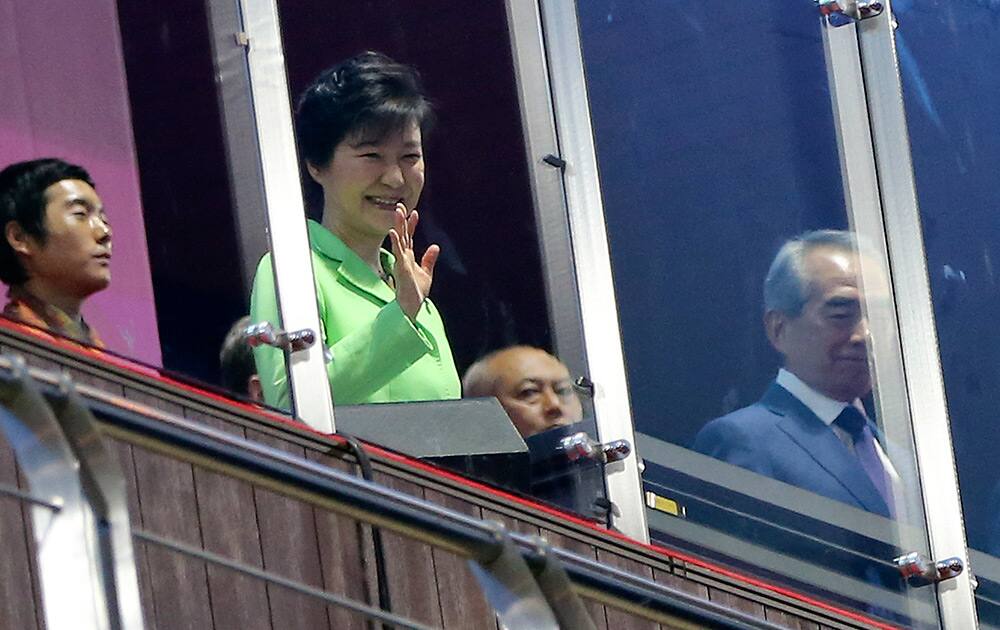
[{"xmin": 0, "ymin": 0, "xmax": 161, "ymax": 365}]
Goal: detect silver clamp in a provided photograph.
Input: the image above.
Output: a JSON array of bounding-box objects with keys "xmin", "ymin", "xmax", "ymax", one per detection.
[
  {"xmin": 243, "ymin": 321, "xmax": 316, "ymax": 354},
  {"xmin": 817, "ymin": 0, "xmax": 884, "ymax": 27},
  {"xmin": 894, "ymin": 552, "xmax": 964, "ymax": 587},
  {"xmin": 557, "ymin": 432, "xmax": 631, "ymax": 464}
]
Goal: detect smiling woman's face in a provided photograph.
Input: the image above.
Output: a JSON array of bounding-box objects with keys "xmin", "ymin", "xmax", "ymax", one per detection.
[
  {"xmin": 20, "ymin": 179, "xmax": 113, "ymax": 298},
  {"xmin": 309, "ymin": 122, "xmax": 425, "ymax": 245}
]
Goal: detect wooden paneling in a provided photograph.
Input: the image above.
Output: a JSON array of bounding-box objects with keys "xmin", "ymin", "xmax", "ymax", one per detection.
[
  {"xmin": 424, "ymin": 488, "xmax": 498, "ymax": 630},
  {"xmin": 540, "ymin": 530, "xmax": 609, "ymax": 630},
  {"xmin": 307, "ymin": 451, "xmax": 377, "ymax": 630},
  {"xmin": 708, "ymin": 586, "xmax": 768, "ymax": 619},
  {"xmin": 372, "ymin": 472, "xmax": 446, "ymax": 628},
  {"xmin": 0, "ymin": 439, "xmax": 41, "ymax": 630},
  {"xmin": 124, "ymin": 389, "xmax": 214, "ymax": 630},
  {"xmin": 245, "ymin": 429, "xmax": 330, "ymax": 630},
  {"xmin": 764, "ymin": 607, "xmax": 821, "ymax": 629},
  {"xmin": 596, "ymin": 548, "xmax": 660, "ymax": 630},
  {"xmin": 188, "ymin": 413, "xmax": 270, "ymax": 630}
]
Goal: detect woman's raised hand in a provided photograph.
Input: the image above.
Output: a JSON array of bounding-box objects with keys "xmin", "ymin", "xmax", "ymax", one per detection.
[{"xmin": 389, "ymin": 203, "xmax": 440, "ymax": 320}]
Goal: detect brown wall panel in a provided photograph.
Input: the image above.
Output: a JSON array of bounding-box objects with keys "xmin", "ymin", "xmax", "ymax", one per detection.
[
  {"xmin": 307, "ymin": 451, "xmax": 377, "ymax": 630},
  {"xmin": 245, "ymin": 430, "xmax": 330, "ymax": 630},
  {"xmin": 539, "ymin": 530, "xmax": 608, "ymax": 630},
  {"xmin": 373, "ymin": 472, "xmax": 446, "ymax": 628},
  {"xmin": 0, "ymin": 440, "xmax": 41, "ymax": 630},
  {"xmin": 708, "ymin": 587, "xmax": 767, "ymax": 619},
  {"xmin": 110, "ymin": 439, "xmax": 157, "ymax": 629},
  {"xmin": 764, "ymin": 608, "xmax": 821, "ymax": 629},
  {"xmin": 189, "ymin": 414, "xmax": 271, "ymax": 630},
  {"xmin": 424, "ymin": 488, "xmax": 498, "ymax": 630},
  {"xmin": 595, "ymin": 549, "xmax": 660, "ymax": 630}
]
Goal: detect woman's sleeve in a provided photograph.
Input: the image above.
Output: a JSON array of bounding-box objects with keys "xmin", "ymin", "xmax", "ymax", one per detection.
[
  {"xmin": 322, "ymin": 294, "xmax": 434, "ymax": 404},
  {"xmin": 249, "ymin": 254, "xmax": 292, "ymax": 410},
  {"xmin": 251, "ymin": 253, "xmax": 436, "ymax": 406}
]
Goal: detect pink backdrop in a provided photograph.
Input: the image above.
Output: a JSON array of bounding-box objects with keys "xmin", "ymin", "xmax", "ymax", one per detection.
[{"xmin": 0, "ymin": 0, "xmax": 161, "ymax": 365}]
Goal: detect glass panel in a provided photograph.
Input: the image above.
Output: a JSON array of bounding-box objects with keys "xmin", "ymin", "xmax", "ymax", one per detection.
[
  {"xmin": 892, "ymin": 2, "xmax": 1000, "ymax": 625},
  {"xmin": 575, "ymin": 1, "xmax": 938, "ymax": 624},
  {"xmin": 0, "ymin": 2, "xmax": 289, "ymax": 411},
  {"xmin": 266, "ymin": 0, "xmax": 609, "ymax": 518}
]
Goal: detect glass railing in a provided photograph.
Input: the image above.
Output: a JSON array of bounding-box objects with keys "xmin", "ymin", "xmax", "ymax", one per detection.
[
  {"xmin": 574, "ymin": 0, "xmax": 938, "ymax": 624},
  {"xmin": 893, "ymin": 1, "xmax": 1000, "ymax": 625}
]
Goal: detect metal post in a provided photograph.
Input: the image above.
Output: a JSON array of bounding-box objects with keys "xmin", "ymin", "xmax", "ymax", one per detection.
[
  {"xmin": 48, "ymin": 373, "xmax": 146, "ymax": 629},
  {"xmin": 235, "ymin": 0, "xmax": 336, "ymax": 432},
  {"xmin": 0, "ymin": 357, "xmax": 114, "ymax": 630},
  {"xmin": 532, "ymin": 0, "xmax": 648, "ymax": 543},
  {"xmin": 855, "ymin": 4, "xmax": 978, "ymax": 626}
]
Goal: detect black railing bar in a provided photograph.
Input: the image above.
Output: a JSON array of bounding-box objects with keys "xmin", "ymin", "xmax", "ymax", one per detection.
[
  {"xmin": 645, "ymin": 483, "xmax": 898, "ymax": 568},
  {"xmin": 0, "ymin": 481, "xmax": 63, "ymax": 512},
  {"xmin": 509, "ymin": 533, "xmax": 782, "ymax": 630},
  {"xmin": 87, "ymin": 396, "xmax": 505, "ymax": 562},
  {"xmin": 133, "ymin": 528, "xmax": 436, "ymax": 630}
]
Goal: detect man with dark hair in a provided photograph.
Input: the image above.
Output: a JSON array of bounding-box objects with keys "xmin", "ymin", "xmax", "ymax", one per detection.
[
  {"xmin": 219, "ymin": 316, "xmax": 263, "ymax": 402},
  {"xmin": 463, "ymin": 346, "xmax": 583, "ymax": 438},
  {"xmin": 693, "ymin": 230, "xmax": 897, "ymax": 518},
  {"xmin": 0, "ymin": 158, "xmax": 112, "ymax": 346}
]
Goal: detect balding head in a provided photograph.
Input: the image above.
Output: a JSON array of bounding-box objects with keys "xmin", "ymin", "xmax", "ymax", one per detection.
[{"xmin": 464, "ymin": 346, "xmax": 583, "ymax": 438}]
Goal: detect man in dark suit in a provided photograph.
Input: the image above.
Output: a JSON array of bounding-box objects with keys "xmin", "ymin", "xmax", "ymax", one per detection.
[{"xmin": 693, "ymin": 230, "xmax": 897, "ymax": 518}]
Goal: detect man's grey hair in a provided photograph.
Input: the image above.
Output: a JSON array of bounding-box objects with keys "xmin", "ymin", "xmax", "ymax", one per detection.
[{"xmin": 763, "ymin": 229, "xmax": 857, "ymax": 317}]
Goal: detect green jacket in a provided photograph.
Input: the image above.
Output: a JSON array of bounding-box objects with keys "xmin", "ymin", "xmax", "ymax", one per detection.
[{"xmin": 250, "ymin": 220, "xmax": 461, "ymax": 410}]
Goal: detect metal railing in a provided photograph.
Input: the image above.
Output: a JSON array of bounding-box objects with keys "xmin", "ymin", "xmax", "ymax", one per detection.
[{"xmin": 0, "ymin": 353, "xmax": 779, "ymax": 629}]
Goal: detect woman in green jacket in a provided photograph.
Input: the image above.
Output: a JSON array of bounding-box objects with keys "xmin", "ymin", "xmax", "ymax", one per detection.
[{"xmin": 250, "ymin": 52, "xmax": 460, "ymax": 409}]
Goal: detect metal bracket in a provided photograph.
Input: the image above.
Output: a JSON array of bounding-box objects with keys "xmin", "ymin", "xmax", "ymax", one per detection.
[
  {"xmin": 558, "ymin": 432, "xmax": 631, "ymax": 464},
  {"xmin": 817, "ymin": 0, "xmax": 884, "ymax": 27},
  {"xmin": 244, "ymin": 321, "xmax": 316, "ymax": 354},
  {"xmin": 542, "ymin": 154, "xmax": 567, "ymax": 170},
  {"xmin": 894, "ymin": 551, "xmax": 964, "ymax": 587}
]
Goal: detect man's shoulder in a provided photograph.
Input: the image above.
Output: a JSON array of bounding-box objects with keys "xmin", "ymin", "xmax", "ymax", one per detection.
[{"xmin": 704, "ymin": 399, "xmax": 783, "ymax": 432}]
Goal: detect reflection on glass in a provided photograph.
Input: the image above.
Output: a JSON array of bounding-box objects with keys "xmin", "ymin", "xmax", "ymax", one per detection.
[
  {"xmin": 577, "ymin": 0, "xmax": 937, "ymax": 624},
  {"xmin": 893, "ymin": 2, "xmax": 1000, "ymax": 625}
]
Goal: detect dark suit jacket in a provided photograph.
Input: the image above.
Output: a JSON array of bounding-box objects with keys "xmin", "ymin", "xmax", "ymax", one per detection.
[{"xmin": 692, "ymin": 381, "xmax": 892, "ymax": 518}]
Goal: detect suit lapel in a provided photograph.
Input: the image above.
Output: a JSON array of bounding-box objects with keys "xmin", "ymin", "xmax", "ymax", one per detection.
[
  {"xmin": 762, "ymin": 383, "xmax": 890, "ymax": 517},
  {"xmin": 307, "ymin": 220, "xmax": 396, "ymax": 304}
]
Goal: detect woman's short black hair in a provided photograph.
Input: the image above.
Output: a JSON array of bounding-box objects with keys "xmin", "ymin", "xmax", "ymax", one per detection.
[
  {"xmin": 295, "ymin": 51, "xmax": 435, "ymax": 169},
  {"xmin": 0, "ymin": 158, "xmax": 95, "ymax": 286}
]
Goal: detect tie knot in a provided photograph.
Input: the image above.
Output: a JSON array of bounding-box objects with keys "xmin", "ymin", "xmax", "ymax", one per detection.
[{"xmin": 834, "ymin": 406, "xmax": 867, "ymax": 439}]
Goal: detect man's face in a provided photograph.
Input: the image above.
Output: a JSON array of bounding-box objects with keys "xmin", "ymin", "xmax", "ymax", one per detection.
[
  {"xmin": 490, "ymin": 348, "xmax": 584, "ymax": 438},
  {"xmin": 767, "ymin": 246, "xmax": 872, "ymax": 402},
  {"xmin": 309, "ymin": 122, "xmax": 425, "ymax": 242},
  {"xmin": 22, "ymin": 179, "xmax": 112, "ymax": 297}
]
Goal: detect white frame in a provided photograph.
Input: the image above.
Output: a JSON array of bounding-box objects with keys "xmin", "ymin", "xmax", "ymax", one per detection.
[
  {"xmin": 523, "ymin": 0, "xmax": 648, "ymax": 542},
  {"xmin": 854, "ymin": 3, "xmax": 977, "ymax": 626},
  {"xmin": 236, "ymin": 0, "xmax": 336, "ymax": 432}
]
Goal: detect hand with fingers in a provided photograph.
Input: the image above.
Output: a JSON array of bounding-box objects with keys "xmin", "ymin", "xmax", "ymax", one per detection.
[{"xmin": 389, "ymin": 203, "xmax": 440, "ymax": 320}]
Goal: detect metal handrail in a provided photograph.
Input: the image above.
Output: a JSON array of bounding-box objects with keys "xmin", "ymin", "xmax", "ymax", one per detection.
[
  {"xmin": 0, "ymin": 354, "xmax": 780, "ymax": 629},
  {"xmin": 78, "ymin": 386, "xmax": 778, "ymax": 630}
]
